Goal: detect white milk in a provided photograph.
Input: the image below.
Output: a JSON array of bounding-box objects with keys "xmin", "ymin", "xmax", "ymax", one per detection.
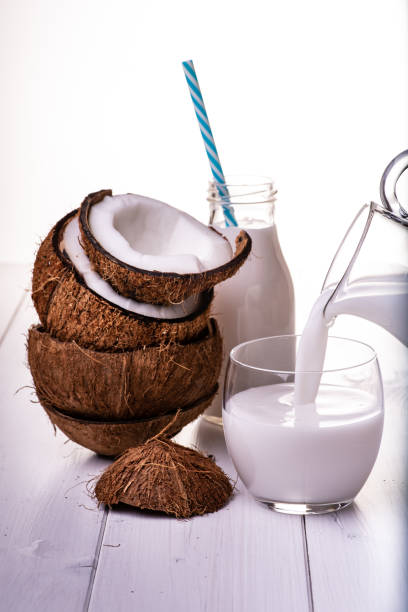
[
  {"xmin": 207, "ymin": 222, "xmax": 295, "ymax": 418},
  {"xmin": 223, "ymin": 383, "xmax": 383, "ymax": 504},
  {"xmin": 294, "ymin": 274, "xmax": 408, "ymax": 405},
  {"xmin": 325, "ymin": 275, "xmax": 408, "ymax": 345}
]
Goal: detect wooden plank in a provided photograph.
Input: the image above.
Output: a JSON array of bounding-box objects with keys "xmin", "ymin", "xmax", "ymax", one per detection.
[
  {"xmin": 305, "ymin": 330, "xmax": 408, "ymax": 612},
  {"xmin": 0, "ymin": 278, "xmax": 110, "ymax": 612},
  {"xmin": 88, "ymin": 419, "xmax": 310, "ymax": 612}
]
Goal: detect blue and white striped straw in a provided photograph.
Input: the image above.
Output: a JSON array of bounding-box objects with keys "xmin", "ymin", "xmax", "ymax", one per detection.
[{"xmin": 182, "ymin": 60, "xmax": 238, "ymax": 227}]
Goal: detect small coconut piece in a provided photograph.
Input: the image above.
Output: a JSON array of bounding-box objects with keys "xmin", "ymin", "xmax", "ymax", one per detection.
[
  {"xmin": 31, "ymin": 209, "xmax": 213, "ymax": 351},
  {"xmin": 39, "ymin": 389, "xmax": 217, "ymax": 456},
  {"xmin": 28, "ymin": 319, "xmax": 222, "ymax": 420},
  {"xmin": 79, "ymin": 190, "xmax": 252, "ymax": 304},
  {"xmin": 94, "ymin": 438, "xmax": 233, "ymax": 517}
]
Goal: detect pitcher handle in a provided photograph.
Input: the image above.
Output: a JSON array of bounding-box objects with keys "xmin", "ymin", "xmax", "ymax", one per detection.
[{"xmin": 380, "ymin": 149, "xmax": 408, "ymax": 219}]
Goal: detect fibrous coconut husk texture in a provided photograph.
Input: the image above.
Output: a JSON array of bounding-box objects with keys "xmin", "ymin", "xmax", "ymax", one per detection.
[
  {"xmin": 94, "ymin": 438, "xmax": 233, "ymax": 517},
  {"xmin": 31, "ymin": 209, "xmax": 213, "ymax": 351},
  {"xmin": 28, "ymin": 319, "xmax": 222, "ymax": 420},
  {"xmin": 31, "ymin": 218, "xmax": 67, "ymax": 327},
  {"xmin": 40, "ymin": 389, "xmax": 217, "ymax": 456},
  {"xmin": 79, "ymin": 190, "xmax": 252, "ymax": 305}
]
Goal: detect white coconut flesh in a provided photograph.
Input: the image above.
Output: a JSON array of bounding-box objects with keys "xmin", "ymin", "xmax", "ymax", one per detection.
[
  {"xmin": 88, "ymin": 194, "xmax": 233, "ymax": 274},
  {"xmin": 62, "ymin": 217, "xmax": 203, "ymax": 319}
]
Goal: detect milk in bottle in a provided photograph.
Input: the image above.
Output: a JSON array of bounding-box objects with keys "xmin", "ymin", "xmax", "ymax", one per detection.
[{"xmin": 206, "ymin": 178, "xmax": 295, "ymax": 422}]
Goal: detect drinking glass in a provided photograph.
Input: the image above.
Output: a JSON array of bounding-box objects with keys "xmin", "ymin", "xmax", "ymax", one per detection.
[{"xmin": 223, "ymin": 335, "xmax": 384, "ymax": 515}]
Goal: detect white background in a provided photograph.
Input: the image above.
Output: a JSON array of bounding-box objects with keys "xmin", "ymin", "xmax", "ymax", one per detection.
[{"xmin": 0, "ymin": 0, "xmax": 407, "ymax": 328}]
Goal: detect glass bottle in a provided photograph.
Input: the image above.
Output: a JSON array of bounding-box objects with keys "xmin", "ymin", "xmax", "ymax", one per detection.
[{"xmin": 205, "ymin": 176, "xmax": 295, "ymax": 425}]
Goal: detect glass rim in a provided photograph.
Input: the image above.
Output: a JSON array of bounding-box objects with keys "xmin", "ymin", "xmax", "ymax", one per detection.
[
  {"xmin": 208, "ymin": 174, "xmax": 274, "ymax": 187},
  {"xmin": 208, "ymin": 175, "xmax": 277, "ymax": 206},
  {"xmin": 229, "ymin": 334, "xmax": 377, "ymax": 374}
]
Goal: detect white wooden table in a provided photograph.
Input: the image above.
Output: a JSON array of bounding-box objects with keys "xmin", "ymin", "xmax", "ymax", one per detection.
[{"xmin": 0, "ymin": 263, "xmax": 407, "ymax": 612}]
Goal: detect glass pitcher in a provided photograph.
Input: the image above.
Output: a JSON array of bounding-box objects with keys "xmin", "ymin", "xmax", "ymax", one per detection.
[{"xmin": 322, "ymin": 151, "xmax": 408, "ymax": 346}]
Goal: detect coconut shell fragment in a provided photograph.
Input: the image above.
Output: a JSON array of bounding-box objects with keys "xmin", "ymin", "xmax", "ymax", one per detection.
[
  {"xmin": 79, "ymin": 190, "xmax": 252, "ymax": 305},
  {"xmin": 94, "ymin": 438, "xmax": 233, "ymax": 517},
  {"xmin": 40, "ymin": 389, "xmax": 217, "ymax": 456},
  {"xmin": 31, "ymin": 209, "xmax": 213, "ymax": 351},
  {"xmin": 28, "ymin": 319, "xmax": 222, "ymax": 420}
]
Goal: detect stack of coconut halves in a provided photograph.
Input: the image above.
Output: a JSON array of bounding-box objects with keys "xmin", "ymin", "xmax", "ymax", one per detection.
[{"xmin": 28, "ymin": 189, "xmax": 251, "ymax": 456}]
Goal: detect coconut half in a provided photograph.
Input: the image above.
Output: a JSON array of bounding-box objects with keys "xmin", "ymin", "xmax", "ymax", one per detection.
[
  {"xmin": 86, "ymin": 191, "xmax": 233, "ymax": 274},
  {"xmin": 31, "ymin": 210, "xmax": 213, "ymax": 351},
  {"xmin": 79, "ymin": 190, "xmax": 252, "ymax": 304},
  {"xmin": 62, "ymin": 214, "xmax": 202, "ymax": 319},
  {"xmin": 40, "ymin": 389, "xmax": 217, "ymax": 456},
  {"xmin": 94, "ymin": 439, "xmax": 233, "ymax": 517},
  {"xmin": 28, "ymin": 319, "xmax": 222, "ymax": 420}
]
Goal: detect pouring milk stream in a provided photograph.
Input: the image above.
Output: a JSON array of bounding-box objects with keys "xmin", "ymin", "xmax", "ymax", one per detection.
[{"xmin": 294, "ymin": 271, "xmax": 408, "ymax": 405}]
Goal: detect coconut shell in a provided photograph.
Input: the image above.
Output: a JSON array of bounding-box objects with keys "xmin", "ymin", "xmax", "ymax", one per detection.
[
  {"xmin": 94, "ymin": 438, "xmax": 233, "ymax": 517},
  {"xmin": 28, "ymin": 319, "xmax": 222, "ymax": 420},
  {"xmin": 79, "ymin": 189, "xmax": 252, "ymax": 305},
  {"xmin": 40, "ymin": 389, "xmax": 217, "ymax": 456},
  {"xmin": 31, "ymin": 209, "xmax": 213, "ymax": 351},
  {"xmin": 31, "ymin": 220, "xmax": 67, "ymax": 327}
]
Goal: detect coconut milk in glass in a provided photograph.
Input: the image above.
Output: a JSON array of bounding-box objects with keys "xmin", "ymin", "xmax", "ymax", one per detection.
[{"xmin": 206, "ymin": 177, "xmax": 295, "ymax": 424}]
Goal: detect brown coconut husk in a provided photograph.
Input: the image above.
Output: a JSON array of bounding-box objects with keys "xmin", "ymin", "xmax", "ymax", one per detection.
[
  {"xmin": 31, "ymin": 209, "xmax": 213, "ymax": 351},
  {"xmin": 94, "ymin": 438, "xmax": 233, "ymax": 517},
  {"xmin": 31, "ymin": 218, "xmax": 69, "ymax": 327},
  {"xmin": 79, "ymin": 190, "xmax": 252, "ymax": 305},
  {"xmin": 40, "ymin": 388, "xmax": 217, "ymax": 456},
  {"xmin": 28, "ymin": 319, "xmax": 222, "ymax": 420}
]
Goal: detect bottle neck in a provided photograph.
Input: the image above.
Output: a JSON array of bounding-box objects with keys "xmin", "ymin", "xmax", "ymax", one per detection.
[{"xmin": 207, "ymin": 178, "xmax": 277, "ymax": 229}]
